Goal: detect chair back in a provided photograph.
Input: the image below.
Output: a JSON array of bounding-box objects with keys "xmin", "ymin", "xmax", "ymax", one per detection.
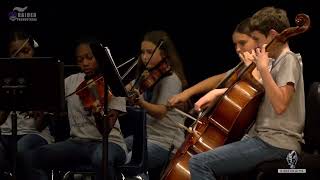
[
  {"xmin": 118, "ymin": 106, "xmax": 148, "ymax": 176},
  {"xmin": 304, "ymin": 82, "xmax": 320, "ymax": 151}
]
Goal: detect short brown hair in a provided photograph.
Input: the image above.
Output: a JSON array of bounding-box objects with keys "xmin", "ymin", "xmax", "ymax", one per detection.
[{"xmin": 250, "ymin": 7, "xmax": 290, "ymax": 36}]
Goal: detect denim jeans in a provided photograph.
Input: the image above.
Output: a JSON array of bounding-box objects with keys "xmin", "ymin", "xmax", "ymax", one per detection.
[
  {"xmin": 1, "ymin": 134, "xmax": 48, "ymax": 154},
  {"xmin": 147, "ymin": 141, "xmax": 171, "ymax": 169},
  {"xmin": 189, "ymin": 136, "xmax": 290, "ymax": 180},
  {"xmin": 28, "ymin": 138, "xmax": 126, "ymax": 180},
  {"xmin": 0, "ymin": 134, "xmax": 48, "ymax": 179},
  {"xmin": 0, "ymin": 137, "xmax": 8, "ymax": 172},
  {"xmin": 125, "ymin": 136, "xmax": 170, "ymax": 179}
]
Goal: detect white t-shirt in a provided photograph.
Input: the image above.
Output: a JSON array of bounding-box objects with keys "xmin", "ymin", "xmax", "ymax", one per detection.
[
  {"xmin": 143, "ymin": 73, "xmax": 186, "ymax": 153},
  {"xmin": 64, "ymin": 73, "xmax": 127, "ymax": 153},
  {"xmin": 1, "ymin": 111, "xmax": 54, "ymax": 143},
  {"xmin": 249, "ymin": 52, "xmax": 305, "ymax": 153}
]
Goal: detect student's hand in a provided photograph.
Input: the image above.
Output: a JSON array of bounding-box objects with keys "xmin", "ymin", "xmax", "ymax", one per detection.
[
  {"xmin": 239, "ymin": 50, "xmax": 255, "ymax": 66},
  {"xmin": 194, "ymin": 88, "xmax": 227, "ymax": 112},
  {"xmin": 33, "ymin": 111, "xmax": 46, "ymax": 132},
  {"xmin": 125, "ymin": 83, "xmax": 133, "ymax": 92},
  {"xmin": 106, "ymin": 109, "xmax": 119, "ymax": 126},
  {"xmin": 94, "ymin": 109, "xmax": 119, "ymax": 134},
  {"xmin": 253, "ymin": 44, "xmax": 269, "ymax": 72},
  {"xmin": 127, "ymin": 88, "xmax": 144, "ymax": 106},
  {"xmin": 168, "ymin": 91, "xmax": 190, "ymax": 108}
]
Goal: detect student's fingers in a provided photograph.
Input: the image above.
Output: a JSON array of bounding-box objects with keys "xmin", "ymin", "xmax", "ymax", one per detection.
[
  {"xmin": 168, "ymin": 95, "xmax": 179, "ymax": 106},
  {"xmin": 168, "ymin": 93, "xmax": 187, "ymax": 107},
  {"xmin": 256, "ymin": 47, "xmax": 261, "ymax": 55},
  {"xmin": 261, "ymin": 44, "xmax": 267, "ymax": 53},
  {"xmin": 194, "ymin": 103, "xmax": 203, "ymax": 112},
  {"xmin": 194, "ymin": 97, "xmax": 209, "ymax": 112},
  {"xmin": 238, "ymin": 53, "xmax": 245, "ymax": 61}
]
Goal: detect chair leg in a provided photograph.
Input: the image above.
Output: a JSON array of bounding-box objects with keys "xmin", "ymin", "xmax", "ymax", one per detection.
[
  {"xmin": 256, "ymin": 171, "xmax": 264, "ymax": 180},
  {"xmin": 62, "ymin": 171, "xmax": 72, "ymax": 180},
  {"xmin": 50, "ymin": 170, "xmax": 54, "ymax": 180}
]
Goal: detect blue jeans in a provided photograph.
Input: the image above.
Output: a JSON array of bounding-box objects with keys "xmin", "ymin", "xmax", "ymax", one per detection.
[
  {"xmin": 0, "ymin": 138, "xmax": 7, "ymax": 172},
  {"xmin": 126, "ymin": 136, "xmax": 170, "ymax": 169},
  {"xmin": 125, "ymin": 136, "xmax": 170, "ymax": 179},
  {"xmin": 0, "ymin": 134, "xmax": 48, "ymax": 154},
  {"xmin": 28, "ymin": 138, "xmax": 126, "ymax": 180},
  {"xmin": 147, "ymin": 141, "xmax": 171, "ymax": 170},
  {"xmin": 148, "ymin": 141, "xmax": 172, "ymax": 180},
  {"xmin": 189, "ymin": 136, "xmax": 290, "ymax": 180},
  {"xmin": 0, "ymin": 134, "xmax": 48, "ymax": 179}
]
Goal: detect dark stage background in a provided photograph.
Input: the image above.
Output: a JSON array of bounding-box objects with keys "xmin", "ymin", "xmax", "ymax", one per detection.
[{"xmin": 0, "ymin": 0, "xmax": 319, "ymax": 92}]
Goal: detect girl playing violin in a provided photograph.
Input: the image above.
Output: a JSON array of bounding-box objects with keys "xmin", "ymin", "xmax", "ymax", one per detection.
[
  {"xmin": 126, "ymin": 30, "xmax": 188, "ymax": 179},
  {"xmin": 0, "ymin": 29, "xmax": 54, "ymax": 178},
  {"xmin": 27, "ymin": 37, "xmax": 128, "ymax": 180}
]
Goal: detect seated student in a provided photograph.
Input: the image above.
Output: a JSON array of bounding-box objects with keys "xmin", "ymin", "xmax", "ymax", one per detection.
[
  {"xmin": 187, "ymin": 7, "xmax": 305, "ymax": 180},
  {"xmin": 27, "ymin": 37, "xmax": 128, "ymax": 180},
  {"xmin": 165, "ymin": 17, "xmax": 261, "ymax": 180},
  {"xmin": 126, "ymin": 30, "xmax": 188, "ymax": 179},
  {"xmin": 0, "ymin": 29, "xmax": 54, "ymax": 179},
  {"xmin": 168, "ymin": 17, "xmax": 259, "ymax": 111}
]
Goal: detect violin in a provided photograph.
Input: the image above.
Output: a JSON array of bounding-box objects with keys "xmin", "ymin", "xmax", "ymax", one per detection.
[
  {"xmin": 75, "ymin": 74, "xmax": 114, "ymax": 134},
  {"xmin": 76, "ymin": 74, "xmax": 113, "ymax": 114},
  {"xmin": 128, "ymin": 59, "xmax": 172, "ymax": 104},
  {"xmin": 138, "ymin": 59, "xmax": 172, "ymax": 93}
]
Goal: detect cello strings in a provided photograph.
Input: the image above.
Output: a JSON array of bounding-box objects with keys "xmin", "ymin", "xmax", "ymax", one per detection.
[
  {"xmin": 172, "ymin": 108, "xmax": 197, "ymax": 122},
  {"xmin": 164, "ymin": 109, "xmax": 200, "ymax": 138}
]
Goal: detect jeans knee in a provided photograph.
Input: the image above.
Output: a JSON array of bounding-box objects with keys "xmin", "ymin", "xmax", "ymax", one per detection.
[
  {"xmin": 189, "ymin": 155, "xmax": 200, "ymax": 170},
  {"xmin": 91, "ymin": 156, "xmax": 114, "ymax": 170}
]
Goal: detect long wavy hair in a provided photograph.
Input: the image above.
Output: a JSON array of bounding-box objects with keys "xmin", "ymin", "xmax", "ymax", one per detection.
[{"xmin": 135, "ymin": 30, "xmax": 188, "ymax": 89}]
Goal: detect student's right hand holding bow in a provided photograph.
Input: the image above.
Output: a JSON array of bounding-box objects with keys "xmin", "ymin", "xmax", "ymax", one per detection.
[{"xmin": 194, "ymin": 88, "xmax": 228, "ymax": 112}]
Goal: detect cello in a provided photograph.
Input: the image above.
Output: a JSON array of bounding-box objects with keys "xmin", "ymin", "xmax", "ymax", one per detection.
[{"xmin": 161, "ymin": 13, "xmax": 310, "ymax": 180}]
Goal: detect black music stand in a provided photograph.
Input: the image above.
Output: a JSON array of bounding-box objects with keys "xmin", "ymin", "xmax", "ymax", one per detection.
[
  {"xmin": 90, "ymin": 43, "xmax": 128, "ymax": 180},
  {"xmin": 0, "ymin": 57, "xmax": 65, "ymax": 179}
]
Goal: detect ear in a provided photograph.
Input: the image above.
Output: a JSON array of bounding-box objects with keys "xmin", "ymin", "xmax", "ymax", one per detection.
[
  {"xmin": 265, "ymin": 29, "xmax": 278, "ymax": 44},
  {"xmin": 269, "ymin": 29, "xmax": 279, "ymax": 38}
]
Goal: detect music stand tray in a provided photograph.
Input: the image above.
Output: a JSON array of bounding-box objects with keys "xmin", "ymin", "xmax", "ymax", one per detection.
[
  {"xmin": 0, "ymin": 57, "xmax": 65, "ymax": 179},
  {"xmin": 0, "ymin": 57, "xmax": 65, "ymax": 111}
]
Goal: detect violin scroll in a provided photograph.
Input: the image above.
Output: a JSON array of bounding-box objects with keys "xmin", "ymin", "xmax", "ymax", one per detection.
[
  {"xmin": 295, "ymin": 14, "xmax": 310, "ymax": 30},
  {"xmin": 265, "ymin": 13, "xmax": 310, "ymax": 59},
  {"xmin": 275, "ymin": 13, "xmax": 310, "ymax": 44}
]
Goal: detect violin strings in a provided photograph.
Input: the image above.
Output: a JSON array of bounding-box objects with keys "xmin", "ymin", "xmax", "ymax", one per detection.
[
  {"xmin": 130, "ymin": 40, "xmax": 164, "ymax": 92},
  {"xmin": 65, "ymin": 76, "xmax": 103, "ymax": 98}
]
